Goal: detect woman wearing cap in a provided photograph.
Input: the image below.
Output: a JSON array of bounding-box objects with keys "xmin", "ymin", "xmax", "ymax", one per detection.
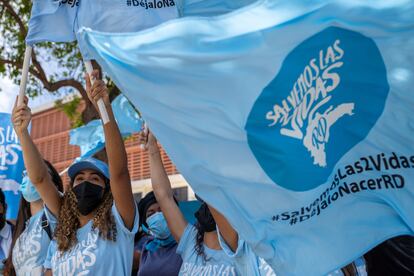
[
  {"xmin": 134, "ymin": 191, "xmax": 183, "ymax": 275},
  {"xmin": 3, "ymin": 160, "xmax": 63, "ymax": 276},
  {"xmin": 139, "ymin": 130, "xmax": 238, "ymax": 275},
  {"xmin": 12, "ymin": 70, "xmax": 138, "ymax": 275}
]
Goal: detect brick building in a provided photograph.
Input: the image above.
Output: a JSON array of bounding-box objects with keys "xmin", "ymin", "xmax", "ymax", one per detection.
[{"xmin": 31, "ymin": 99, "xmax": 194, "ymax": 202}]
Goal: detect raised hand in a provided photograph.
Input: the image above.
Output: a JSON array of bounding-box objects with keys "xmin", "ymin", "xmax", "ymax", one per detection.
[
  {"xmin": 12, "ymin": 96, "xmax": 31, "ymax": 135},
  {"xmin": 84, "ymin": 70, "xmax": 110, "ymax": 114},
  {"xmin": 138, "ymin": 126, "xmax": 157, "ymax": 151}
]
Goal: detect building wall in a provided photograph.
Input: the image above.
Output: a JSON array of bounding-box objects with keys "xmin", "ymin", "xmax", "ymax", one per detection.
[{"xmin": 31, "ymin": 105, "xmax": 194, "ymax": 201}]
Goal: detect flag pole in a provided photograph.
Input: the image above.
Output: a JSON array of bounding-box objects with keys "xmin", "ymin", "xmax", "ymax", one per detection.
[
  {"xmin": 17, "ymin": 46, "xmax": 32, "ymax": 106},
  {"xmin": 59, "ymin": 166, "xmax": 69, "ymax": 176},
  {"xmin": 140, "ymin": 122, "xmax": 148, "ymax": 150},
  {"xmin": 84, "ymin": 60, "xmax": 110, "ymax": 125}
]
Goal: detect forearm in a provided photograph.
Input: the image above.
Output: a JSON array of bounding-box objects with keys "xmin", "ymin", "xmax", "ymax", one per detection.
[
  {"xmin": 102, "ymin": 105, "xmax": 130, "ymax": 180},
  {"xmin": 18, "ymin": 129, "xmax": 61, "ymax": 215},
  {"xmin": 148, "ymin": 145, "xmax": 174, "ymax": 201},
  {"xmin": 101, "ymin": 103, "xmax": 135, "ymax": 229},
  {"xmin": 18, "ymin": 130, "xmax": 49, "ymax": 185},
  {"xmin": 145, "ymin": 132, "xmax": 188, "ymax": 241},
  {"xmin": 12, "ymin": 96, "xmax": 60, "ymax": 215},
  {"xmin": 149, "ymin": 145, "xmax": 188, "ymax": 241}
]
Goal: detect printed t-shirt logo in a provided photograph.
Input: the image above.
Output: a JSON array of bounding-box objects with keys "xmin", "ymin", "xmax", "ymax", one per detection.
[{"xmin": 245, "ymin": 27, "xmax": 390, "ymax": 191}]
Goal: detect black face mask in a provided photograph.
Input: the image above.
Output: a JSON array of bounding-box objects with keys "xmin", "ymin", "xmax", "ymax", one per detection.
[
  {"xmin": 195, "ymin": 203, "xmax": 216, "ymax": 232},
  {"xmin": 73, "ymin": 181, "xmax": 104, "ymax": 216}
]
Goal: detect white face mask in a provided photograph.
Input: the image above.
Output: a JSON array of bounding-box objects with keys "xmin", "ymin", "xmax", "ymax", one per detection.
[
  {"xmin": 146, "ymin": 212, "xmax": 171, "ymax": 240},
  {"xmin": 20, "ymin": 175, "xmax": 41, "ymax": 203}
]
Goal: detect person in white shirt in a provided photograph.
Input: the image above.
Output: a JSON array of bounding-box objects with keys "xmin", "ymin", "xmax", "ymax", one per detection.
[{"xmin": 0, "ymin": 189, "xmax": 12, "ymax": 273}]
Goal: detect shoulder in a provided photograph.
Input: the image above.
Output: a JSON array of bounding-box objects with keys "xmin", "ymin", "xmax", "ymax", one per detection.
[
  {"xmin": 111, "ymin": 203, "xmax": 139, "ymax": 235},
  {"xmin": 176, "ymin": 224, "xmax": 197, "ymax": 255}
]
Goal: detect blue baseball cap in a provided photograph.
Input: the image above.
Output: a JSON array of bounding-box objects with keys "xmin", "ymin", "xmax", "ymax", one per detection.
[{"xmin": 68, "ymin": 158, "xmax": 110, "ymax": 180}]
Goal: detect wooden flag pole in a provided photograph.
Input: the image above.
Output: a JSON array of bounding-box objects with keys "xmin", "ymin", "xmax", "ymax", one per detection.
[
  {"xmin": 84, "ymin": 60, "xmax": 110, "ymax": 125},
  {"xmin": 140, "ymin": 122, "xmax": 148, "ymax": 150},
  {"xmin": 17, "ymin": 46, "xmax": 33, "ymax": 106}
]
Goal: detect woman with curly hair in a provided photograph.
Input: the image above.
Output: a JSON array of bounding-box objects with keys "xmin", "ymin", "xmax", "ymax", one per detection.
[
  {"xmin": 3, "ymin": 160, "xmax": 63, "ymax": 276},
  {"xmin": 12, "ymin": 70, "xmax": 138, "ymax": 275},
  {"xmin": 139, "ymin": 129, "xmax": 238, "ymax": 275}
]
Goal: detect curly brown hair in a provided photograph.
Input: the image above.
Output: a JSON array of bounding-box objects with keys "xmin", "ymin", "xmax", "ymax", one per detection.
[{"xmin": 54, "ymin": 187, "xmax": 117, "ymax": 252}]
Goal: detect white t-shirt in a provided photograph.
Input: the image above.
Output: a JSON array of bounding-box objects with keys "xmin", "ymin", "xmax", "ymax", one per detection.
[{"xmin": 12, "ymin": 209, "xmax": 55, "ymax": 275}]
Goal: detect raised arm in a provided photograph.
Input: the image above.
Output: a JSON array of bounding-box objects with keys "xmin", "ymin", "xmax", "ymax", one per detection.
[
  {"xmin": 85, "ymin": 71, "xmax": 135, "ymax": 230},
  {"xmin": 140, "ymin": 130, "xmax": 187, "ymax": 242},
  {"xmin": 209, "ymin": 205, "xmax": 239, "ymax": 252},
  {"xmin": 12, "ymin": 97, "xmax": 61, "ymax": 216}
]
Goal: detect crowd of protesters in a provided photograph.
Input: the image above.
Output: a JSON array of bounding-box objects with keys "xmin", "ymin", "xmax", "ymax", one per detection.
[{"xmin": 0, "ymin": 71, "xmax": 412, "ymax": 276}]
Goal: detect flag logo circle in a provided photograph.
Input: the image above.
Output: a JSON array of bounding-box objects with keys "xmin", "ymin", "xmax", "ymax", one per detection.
[{"xmin": 245, "ymin": 27, "xmax": 390, "ymax": 191}]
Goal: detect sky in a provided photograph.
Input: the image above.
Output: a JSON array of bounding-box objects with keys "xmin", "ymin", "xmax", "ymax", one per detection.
[
  {"xmin": 0, "ymin": 76, "xmax": 63, "ymax": 113},
  {"xmin": 0, "ymin": 30, "xmax": 68, "ymax": 114},
  {"xmin": 0, "ymin": 77, "xmax": 19, "ymax": 113}
]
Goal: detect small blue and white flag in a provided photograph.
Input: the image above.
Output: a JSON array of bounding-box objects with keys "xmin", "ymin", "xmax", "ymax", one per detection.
[
  {"xmin": 81, "ymin": 0, "xmax": 414, "ymax": 274},
  {"xmin": 69, "ymin": 95, "xmax": 143, "ymax": 158},
  {"xmin": 0, "ymin": 113, "xmax": 24, "ymax": 219},
  {"xmin": 69, "ymin": 120, "xmax": 105, "ymax": 159}
]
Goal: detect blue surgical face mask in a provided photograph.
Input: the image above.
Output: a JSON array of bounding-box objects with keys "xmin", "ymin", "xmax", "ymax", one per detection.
[
  {"xmin": 20, "ymin": 175, "xmax": 41, "ymax": 203},
  {"xmin": 146, "ymin": 212, "xmax": 171, "ymax": 240}
]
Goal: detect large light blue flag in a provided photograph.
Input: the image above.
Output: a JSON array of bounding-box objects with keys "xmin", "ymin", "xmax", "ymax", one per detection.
[
  {"xmin": 26, "ymin": 0, "xmax": 79, "ymax": 45},
  {"xmin": 26, "ymin": 0, "xmax": 178, "ymax": 56},
  {"xmin": 75, "ymin": 0, "xmax": 260, "ymax": 59},
  {"xmin": 75, "ymin": 0, "xmax": 179, "ymax": 60},
  {"xmin": 176, "ymin": 0, "xmax": 257, "ymax": 17},
  {"xmin": 0, "ymin": 113, "xmax": 24, "ymax": 219},
  {"xmin": 80, "ymin": 0, "xmax": 414, "ymax": 274},
  {"xmin": 27, "ymin": 0, "xmax": 256, "ymax": 56},
  {"xmin": 69, "ymin": 95, "xmax": 143, "ymax": 158}
]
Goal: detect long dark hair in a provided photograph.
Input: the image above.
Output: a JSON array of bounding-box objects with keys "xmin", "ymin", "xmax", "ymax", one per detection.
[
  {"xmin": 340, "ymin": 263, "xmax": 358, "ymax": 276},
  {"xmin": 3, "ymin": 160, "xmax": 63, "ymax": 276},
  {"xmin": 193, "ymin": 203, "xmax": 217, "ymax": 263},
  {"xmin": 364, "ymin": 235, "xmax": 414, "ymax": 275},
  {"xmin": 194, "ymin": 222, "xmax": 208, "ymax": 262}
]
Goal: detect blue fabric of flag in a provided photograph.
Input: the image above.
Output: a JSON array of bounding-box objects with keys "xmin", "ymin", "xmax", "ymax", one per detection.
[
  {"xmin": 75, "ymin": 0, "xmax": 179, "ymax": 60},
  {"xmin": 111, "ymin": 94, "xmax": 143, "ymax": 137},
  {"xmin": 69, "ymin": 95, "xmax": 142, "ymax": 158},
  {"xmin": 72, "ymin": 1, "xmax": 414, "ymax": 274},
  {"xmin": 0, "ymin": 113, "xmax": 24, "ymax": 219},
  {"xmin": 26, "ymin": 0, "xmax": 256, "ymax": 56},
  {"xmin": 26, "ymin": 0, "xmax": 78, "ymax": 45},
  {"xmin": 176, "ymin": 0, "xmax": 258, "ymax": 17},
  {"xmin": 179, "ymin": 200, "xmax": 201, "ymax": 225},
  {"xmin": 75, "ymin": 0, "xmax": 260, "ymax": 59},
  {"xmin": 69, "ymin": 120, "xmax": 105, "ymax": 159}
]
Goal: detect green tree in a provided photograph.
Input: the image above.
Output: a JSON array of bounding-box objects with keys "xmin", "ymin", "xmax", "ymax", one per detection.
[{"xmin": 0, "ymin": 0, "xmax": 119, "ymax": 124}]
